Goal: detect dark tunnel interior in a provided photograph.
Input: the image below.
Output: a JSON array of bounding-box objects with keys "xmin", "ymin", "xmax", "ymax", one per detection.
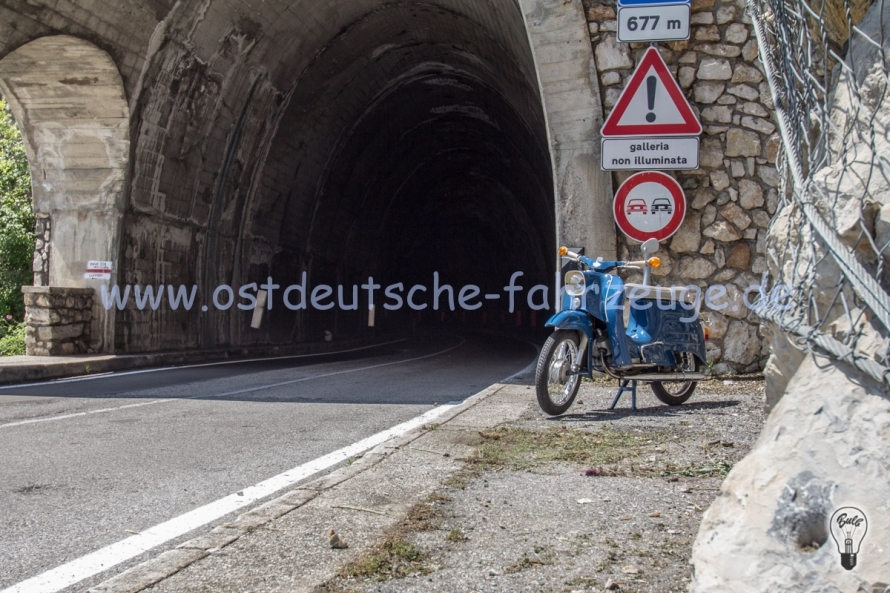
[{"xmin": 250, "ymin": 3, "xmax": 556, "ymax": 341}]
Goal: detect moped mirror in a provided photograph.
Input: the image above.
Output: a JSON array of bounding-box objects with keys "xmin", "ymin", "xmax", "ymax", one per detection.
[{"xmin": 641, "ymin": 238, "xmax": 660, "ymax": 256}]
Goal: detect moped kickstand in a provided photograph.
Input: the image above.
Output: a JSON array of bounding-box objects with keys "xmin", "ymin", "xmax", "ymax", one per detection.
[{"xmin": 609, "ymin": 380, "xmax": 638, "ymax": 411}]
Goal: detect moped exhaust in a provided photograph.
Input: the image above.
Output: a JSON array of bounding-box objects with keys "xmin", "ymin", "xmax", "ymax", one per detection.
[{"xmin": 620, "ymin": 372, "xmax": 708, "ymax": 381}]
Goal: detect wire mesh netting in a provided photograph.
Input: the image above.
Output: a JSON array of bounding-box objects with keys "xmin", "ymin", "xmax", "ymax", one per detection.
[{"xmin": 748, "ymin": 0, "xmax": 890, "ymax": 385}]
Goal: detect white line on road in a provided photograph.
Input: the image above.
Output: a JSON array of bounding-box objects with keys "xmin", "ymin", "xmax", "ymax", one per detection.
[
  {"xmin": 213, "ymin": 339, "xmax": 466, "ymax": 398},
  {"xmin": 0, "ymin": 339, "xmax": 408, "ymax": 390},
  {"xmin": 0, "ymin": 399, "xmax": 172, "ymax": 429},
  {"xmin": 0, "ymin": 402, "xmax": 461, "ymax": 593},
  {"xmin": 0, "ymin": 339, "xmax": 464, "ymax": 430}
]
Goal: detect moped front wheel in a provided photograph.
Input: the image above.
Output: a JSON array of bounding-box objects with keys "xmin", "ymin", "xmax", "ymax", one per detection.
[
  {"xmin": 650, "ymin": 352, "xmax": 699, "ymax": 406},
  {"xmin": 535, "ymin": 330, "xmax": 582, "ymax": 416}
]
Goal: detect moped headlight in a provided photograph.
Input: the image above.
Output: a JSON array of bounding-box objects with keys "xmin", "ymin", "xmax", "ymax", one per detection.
[{"xmin": 564, "ymin": 271, "xmax": 586, "ymax": 297}]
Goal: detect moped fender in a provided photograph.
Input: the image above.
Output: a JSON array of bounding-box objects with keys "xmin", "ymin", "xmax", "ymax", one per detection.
[{"xmin": 545, "ymin": 310, "xmax": 594, "ymax": 341}]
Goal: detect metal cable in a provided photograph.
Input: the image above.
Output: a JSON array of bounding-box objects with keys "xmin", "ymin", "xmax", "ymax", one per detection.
[{"xmin": 748, "ymin": 0, "xmax": 890, "ymax": 387}]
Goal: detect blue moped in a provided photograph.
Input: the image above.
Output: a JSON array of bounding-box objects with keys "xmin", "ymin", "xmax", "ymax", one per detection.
[{"xmin": 536, "ymin": 239, "xmax": 707, "ymax": 415}]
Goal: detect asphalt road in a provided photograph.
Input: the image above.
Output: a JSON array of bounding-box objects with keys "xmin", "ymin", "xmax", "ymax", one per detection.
[{"xmin": 0, "ymin": 333, "xmax": 536, "ymax": 591}]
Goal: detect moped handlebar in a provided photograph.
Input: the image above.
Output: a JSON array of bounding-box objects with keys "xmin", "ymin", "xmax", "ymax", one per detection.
[
  {"xmin": 625, "ymin": 257, "xmax": 662, "ymax": 268},
  {"xmin": 557, "ymin": 247, "xmax": 660, "ymax": 272},
  {"xmin": 558, "ymin": 246, "xmax": 581, "ymax": 260}
]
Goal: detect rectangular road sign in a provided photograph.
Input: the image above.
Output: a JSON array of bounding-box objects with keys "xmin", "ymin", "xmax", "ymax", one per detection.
[
  {"xmin": 84, "ymin": 260, "xmax": 113, "ymax": 280},
  {"xmin": 617, "ymin": 4, "xmax": 691, "ymax": 42},
  {"xmin": 618, "ymin": 0, "xmax": 689, "ymax": 5},
  {"xmin": 601, "ymin": 137, "xmax": 700, "ymax": 171}
]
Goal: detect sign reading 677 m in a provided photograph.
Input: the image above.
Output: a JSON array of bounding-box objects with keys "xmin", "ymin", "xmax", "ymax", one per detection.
[{"xmin": 617, "ymin": 0, "xmax": 691, "ymax": 43}]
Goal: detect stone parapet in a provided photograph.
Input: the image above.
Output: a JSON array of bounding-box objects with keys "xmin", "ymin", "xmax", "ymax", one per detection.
[{"xmin": 22, "ymin": 286, "xmax": 94, "ymax": 356}]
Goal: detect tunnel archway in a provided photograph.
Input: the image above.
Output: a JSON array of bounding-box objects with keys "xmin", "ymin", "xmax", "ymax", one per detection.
[
  {"xmin": 0, "ymin": 35, "xmax": 130, "ymax": 352},
  {"xmin": 0, "ymin": 1, "xmax": 612, "ymax": 355},
  {"xmin": 243, "ymin": 1, "xmax": 555, "ymax": 342}
]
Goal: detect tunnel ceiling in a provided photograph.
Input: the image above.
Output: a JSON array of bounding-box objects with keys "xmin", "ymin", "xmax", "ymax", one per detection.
[{"xmin": 249, "ymin": 1, "xmax": 555, "ymax": 291}]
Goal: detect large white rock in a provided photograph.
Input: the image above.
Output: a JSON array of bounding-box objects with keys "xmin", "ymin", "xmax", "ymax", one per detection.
[
  {"xmin": 698, "ymin": 57, "xmax": 733, "ymax": 80},
  {"xmin": 721, "ymin": 320, "xmax": 760, "ymax": 364},
  {"xmin": 679, "ymin": 256, "xmax": 717, "ymax": 279},
  {"xmin": 670, "ymin": 210, "xmax": 703, "ymax": 253},
  {"xmin": 691, "ymin": 353, "xmax": 890, "ymax": 592},
  {"xmin": 595, "ymin": 34, "xmax": 633, "ymax": 71},
  {"xmin": 692, "ymin": 2, "xmax": 890, "ymax": 582}
]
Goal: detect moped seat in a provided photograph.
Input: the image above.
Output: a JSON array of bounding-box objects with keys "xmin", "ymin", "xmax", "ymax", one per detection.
[{"xmin": 624, "ymin": 284, "xmax": 696, "ymax": 303}]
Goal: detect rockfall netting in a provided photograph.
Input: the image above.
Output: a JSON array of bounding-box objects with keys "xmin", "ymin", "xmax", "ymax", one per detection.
[{"xmin": 749, "ymin": 0, "xmax": 890, "ymax": 386}]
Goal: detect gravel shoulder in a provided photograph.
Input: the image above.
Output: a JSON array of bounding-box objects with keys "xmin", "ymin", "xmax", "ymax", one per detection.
[
  {"xmin": 320, "ymin": 375, "xmax": 766, "ymax": 593},
  {"xmin": 88, "ymin": 373, "xmax": 765, "ymax": 593}
]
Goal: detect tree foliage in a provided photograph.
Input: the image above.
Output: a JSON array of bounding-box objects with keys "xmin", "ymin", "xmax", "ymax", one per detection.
[{"xmin": 0, "ymin": 96, "xmax": 34, "ymax": 322}]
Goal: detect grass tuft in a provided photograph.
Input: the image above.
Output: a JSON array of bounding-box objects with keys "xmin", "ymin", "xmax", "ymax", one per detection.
[
  {"xmin": 478, "ymin": 426, "xmax": 653, "ymax": 471},
  {"xmin": 445, "ymin": 528, "xmax": 467, "ymax": 543},
  {"xmin": 341, "ymin": 535, "xmax": 428, "ymax": 581}
]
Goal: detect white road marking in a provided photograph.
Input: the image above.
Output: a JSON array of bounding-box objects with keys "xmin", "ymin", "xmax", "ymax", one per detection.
[
  {"xmin": 0, "ymin": 340, "xmax": 464, "ymax": 429},
  {"xmin": 0, "ymin": 402, "xmax": 460, "ymax": 593},
  {"xmin": 0, "ymin": 399, "xmax": 172, "ymax": 429},
  {"xmin": 213, "ymin": 339, "xmax": 466, "ymax": 398},
  {"xmin": 0, "ymin": 339, "xmax": 408, "ymax": 390}
]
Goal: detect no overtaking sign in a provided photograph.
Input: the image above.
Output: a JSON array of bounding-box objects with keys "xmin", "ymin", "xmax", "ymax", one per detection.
[{"xmin": 613, "ymin": 171, "xmax": 687, "ymax": 242}]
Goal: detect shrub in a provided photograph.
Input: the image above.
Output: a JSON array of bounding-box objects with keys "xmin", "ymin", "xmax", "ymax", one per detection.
[
  {"xmin": 0, "ymin": 96, "xmax": 35, "ymax": 322},
  {"xmin": 0, "ymin": 317, "xmax": 26, "ymax": 356}
]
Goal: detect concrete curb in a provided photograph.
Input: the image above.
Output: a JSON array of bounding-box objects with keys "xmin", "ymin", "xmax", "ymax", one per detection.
[
  {"xmin": 87, "ymin": 382, "xmax": 507, "ymax": 593},
  {"xmin": 0, "ymin": 338, "xmax": 380, "ymax": 387}
]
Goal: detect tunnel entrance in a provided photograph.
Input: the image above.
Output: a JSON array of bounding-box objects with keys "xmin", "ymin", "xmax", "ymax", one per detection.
[{"xmin": 248, "ymin": 2, "xmax": 555, "ymax": 343}]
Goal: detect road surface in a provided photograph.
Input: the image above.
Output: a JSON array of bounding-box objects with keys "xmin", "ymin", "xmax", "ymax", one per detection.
[{"xmin": 0, "ymin": 333, "xmax": 535, "ymax": 592}]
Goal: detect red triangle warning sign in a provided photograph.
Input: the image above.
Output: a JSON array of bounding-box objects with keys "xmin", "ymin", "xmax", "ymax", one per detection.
[{"xmin": 601, "ymin": 47, "xmax": 702, "ymax": 137}]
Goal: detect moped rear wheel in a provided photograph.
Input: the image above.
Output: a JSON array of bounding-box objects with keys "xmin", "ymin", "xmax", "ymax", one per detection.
[
  {"xmin": 650, "ymin": 352, "xmax": 699, "ymax": 406},
  {"xmin": 535, "ymin": 330, "xmax": 582, "ymax": 416}
]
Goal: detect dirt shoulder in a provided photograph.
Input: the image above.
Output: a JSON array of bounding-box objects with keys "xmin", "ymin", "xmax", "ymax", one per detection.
[
  {"xmin": 92, "ymin": 374, "xmax": 765, "ymax": 593},
  {"xmin": 320, "ymin": 376, "xmax": 766, "ymax": 593}
]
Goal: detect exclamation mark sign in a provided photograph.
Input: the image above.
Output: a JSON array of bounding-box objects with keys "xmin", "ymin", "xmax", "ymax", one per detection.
[{"xmin": 645, "ymin": 76, "xmax": 657, "ymax": 123}]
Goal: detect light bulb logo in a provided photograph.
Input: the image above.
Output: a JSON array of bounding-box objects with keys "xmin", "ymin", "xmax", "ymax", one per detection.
[{"xmin": 829, "ymin": 506, "xmax": 868, "ymax": 570}]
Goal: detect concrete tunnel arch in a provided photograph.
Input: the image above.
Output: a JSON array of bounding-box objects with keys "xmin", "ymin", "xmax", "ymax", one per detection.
[
  {"xmin": 0, "ymin": 35, "xmax": 130, "ymax": 353},
  {"xmin": 0, "ymin": 0, "xmax": 614, "ymax": 354}
]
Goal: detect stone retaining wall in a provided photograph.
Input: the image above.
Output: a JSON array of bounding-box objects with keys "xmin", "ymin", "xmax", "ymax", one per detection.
[
  {"xmin": 31, "ymin": 215, "xmax": 50, "ymax": 288},
  {"xmin": 22, "ymin": 286, "xmax": 94, "ymax": 356},
  {"xmin": 584, "ymin": 0, "xmax": 778, "ymax": 373}
]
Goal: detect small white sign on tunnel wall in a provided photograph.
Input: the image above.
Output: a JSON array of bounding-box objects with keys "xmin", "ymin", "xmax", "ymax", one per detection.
[{"xmin": 84, "ymin": 261, "xmax": 113, "ymax": 280}]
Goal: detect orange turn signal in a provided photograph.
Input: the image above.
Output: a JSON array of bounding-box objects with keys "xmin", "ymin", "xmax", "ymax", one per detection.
[
  {"xmin": 559, "ymin": 246, "xmax": 568, "ymax": 257},
  {"xmin": 647, "ymin": 257, "xmax": 661, "ymax": 268},
  {"xmin": 704, "ymin": 327, "xmax": 710, "ymax": 341}
]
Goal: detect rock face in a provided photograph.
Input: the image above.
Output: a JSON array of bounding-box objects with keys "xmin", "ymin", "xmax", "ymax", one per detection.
[
  {"xmin": 692, "ymin": 0, "xmax": 890, "ymax": 590},
  {"xmin": 690, "ymin": 354, "xmax": 890, "ymax": 592},
  {"xmin": 759, "ymin": 0, "xmax": 890, "ymax": 404}
]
